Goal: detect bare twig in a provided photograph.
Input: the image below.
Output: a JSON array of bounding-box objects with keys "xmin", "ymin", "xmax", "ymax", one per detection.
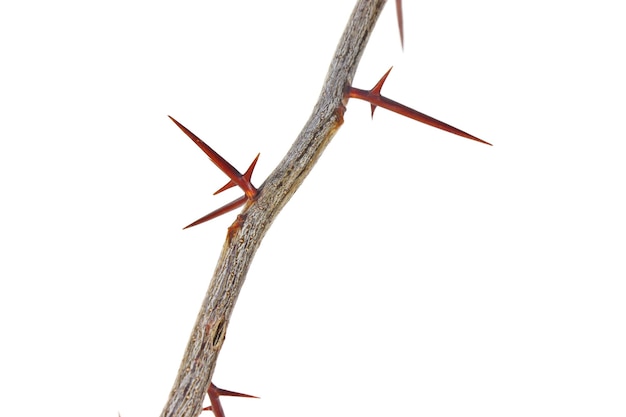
[{"xmin": 159, "ymin": 1, "xmax": 388, "ymax": 417}]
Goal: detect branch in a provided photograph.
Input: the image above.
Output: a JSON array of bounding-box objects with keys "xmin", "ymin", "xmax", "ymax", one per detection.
[{"xmin": 159, "ymin": 1, "xmax": 388, "ymax": 416}]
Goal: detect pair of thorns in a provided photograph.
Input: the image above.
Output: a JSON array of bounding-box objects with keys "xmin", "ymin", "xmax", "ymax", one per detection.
[{"xmin": 169, "ymin": 67, "xmax": 490, "ymax": 230}]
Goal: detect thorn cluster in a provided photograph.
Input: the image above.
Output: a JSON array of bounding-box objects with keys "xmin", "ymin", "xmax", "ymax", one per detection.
[
  {"xmin": 164, "ymin": 4, "xmax": 491, "ymax": 417},
  {"xmin": 345, "ymin": 67, "xmax": 492, "ymax": 146},
  {"xmin": 203, "ymin": 383, "xmax": 257, "ymax": 417},
  {"xmin": 168, "ymin": 116, "xmax": 260, "ymax": 228}
]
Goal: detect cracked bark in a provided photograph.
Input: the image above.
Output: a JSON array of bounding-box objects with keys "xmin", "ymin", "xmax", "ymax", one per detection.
[{"xmin": 159, "ymin": 1, "xmax": 387, "ymax": 416}]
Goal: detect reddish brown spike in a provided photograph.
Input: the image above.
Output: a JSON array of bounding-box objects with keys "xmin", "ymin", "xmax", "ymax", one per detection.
[
  {"xmin": 210, "ymin": 384, "xmax": 258, "ymax": 399},
  {"xmin": 213, "ymin": 181, "xmax": 236, "ymax": 196},
  {"xmin": 242, "ymin": 153, "xmax": 260, "ymax": 186},
  {"xmin": 370, "ymin": 67, "xmax": 393, "ymax": 117},
  {"xmin": 214, "ymin": 153, "xmax": 260, "ymax": 195},
  {"xmin": 396, "ymin": 0, "xmax": 404, "ymax": 49},
  {"xmin": 168, "ymin": 116, "xmax": 258, "ymax": 198},
  {"xmin": 203, "ymin": 383, "xmax": 258, "ymax": 417},
  {"xmin": 183, "ymin": 196, "xmax": 248, "ymax": 230},
  {"xmin": 346, "ymin": 71, "xmax": 492, "ymax": 146}
]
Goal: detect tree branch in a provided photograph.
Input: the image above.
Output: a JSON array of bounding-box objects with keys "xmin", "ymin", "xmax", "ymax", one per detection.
[{"xmin": 159, "ymin": 1, "xmax": 387, "ymax": 416}]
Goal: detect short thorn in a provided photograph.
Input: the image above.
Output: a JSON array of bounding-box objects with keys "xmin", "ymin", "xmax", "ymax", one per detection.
[
  {"xmin": 214, "ymin": 153, "xmax": 260, "ymax": 196},
  {"xmin": 203, "ymin": 382, "xmax": 258, "ymax": 417},
  {"xmin": 370, "ymin": 67, "xmax": 393, "ymax": 117}
]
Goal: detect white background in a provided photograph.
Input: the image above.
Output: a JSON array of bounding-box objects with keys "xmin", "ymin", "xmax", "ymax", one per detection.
[{"xmin": 1, "ymin": 1, "xmax": 625, "ymax": 416}]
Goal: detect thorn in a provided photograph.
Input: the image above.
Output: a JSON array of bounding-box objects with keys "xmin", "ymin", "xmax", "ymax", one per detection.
[
  {"xmin": 183, "ymin": 196, "xmax": 248, "ymax": 230},
  {"xmin": 203, "ymin": 382, "xmax": 258, "ymax": 417},
  {"xmin": 214, "ymin": 153, "xmax": 260, "ymax": 195},
  {"xmin": 169, "ymin": 116, "xmax": 262, "ymax": 227},
  {"xmin": 168, "ymin": 116, "xmax": 258, "ymax": 198},
  {"xmin": 345, "ymin": 70, "xmax": 492, "ymax": 146},
  {"xmin": 396, "ymin": 0, "xmax": 404, "ymax": 49},
  {"xmin": 369, "ymin": 67, "xmax": 393, "ymax": 117}
]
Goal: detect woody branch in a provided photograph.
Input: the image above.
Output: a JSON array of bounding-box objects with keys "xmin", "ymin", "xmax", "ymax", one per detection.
[{"xmin": 159, "ymin": 1, "xmax": 388, "ymax": 416}]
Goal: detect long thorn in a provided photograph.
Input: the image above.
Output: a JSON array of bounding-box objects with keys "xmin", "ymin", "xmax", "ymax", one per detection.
[
  {"xmin": 168, "ymin": 116, "xmax": 258, "ymax": 198},
  {"xmin": 183, "ymin": 195, "xmax": 248, "ymax": 230},
  {"xmin": 347, "ymin": 70, "xmax": 491, "ymax": 146},
  {"xmin": 396, "ymin": 0, "xmax": 404, "ymax": 49},
  {"xmin": 351, "ymin": 88, "xmax": 491, "ymax": 145}
]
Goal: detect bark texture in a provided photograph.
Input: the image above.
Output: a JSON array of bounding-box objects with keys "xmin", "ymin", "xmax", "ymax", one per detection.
[{"xmin": 160, "ymin": 1, "xmax": 387, "ymax": 416}]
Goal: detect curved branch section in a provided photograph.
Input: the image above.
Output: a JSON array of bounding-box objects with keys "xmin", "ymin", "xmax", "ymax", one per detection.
[{"xmin": 159, "ymin": 1, "xmax": 388, "ymax": 417}]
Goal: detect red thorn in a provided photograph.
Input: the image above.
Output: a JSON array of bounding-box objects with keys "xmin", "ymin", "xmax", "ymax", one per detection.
[
  {"xmin": 203, "ymin": 382, "xmax": 258, "ymax": 417},
  {"xmin": 213, "ymin": 181, "xmax": 237, "ymax": 196},
  {"xmin": 210, "ymin": 384, "xmax": 258, "ymax": 399},
  {"xmin": 214, "ymin": 153, "xmax": 260, "ymax": 196},
  {"xmin": 168, "ymin": 116, "xmax": 258, "ymax": 198},
  {"xmin": 369, "ymin": 67, "xmax": 393, "ymax": 117},
  {"xmin": 396, "ymin": 0, "xmax": 404, "ymax": 49},
  {"xmin": 169, "ymin": 116, "xmax": 262, "ymax": 227},
  {"xmin": 242, "ymin": 153, "xmax": 260, "ymax": 187},
  {"xmin": 346, "ymin": 71, "xmax": 492, "ymax": 146},
  {"xmin": 183, "ymin": 196, "xmax": 248, "ymax": 230}
]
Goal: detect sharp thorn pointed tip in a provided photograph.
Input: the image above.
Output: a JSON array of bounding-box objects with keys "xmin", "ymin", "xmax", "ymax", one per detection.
[
  {"xmin": 182, "ymin": 220, "xmax": 198, "ymax": 230},
  {"xmin": 469, "ymin": 136, "xmax": 492, "ymax": 146},
  {"xmin": 371, "ymin": 67, "xmax": 393, "ymax": 95},
  {"xmin": 214, "ymin": 180, "xmax": 236, "ymax": 195}
]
